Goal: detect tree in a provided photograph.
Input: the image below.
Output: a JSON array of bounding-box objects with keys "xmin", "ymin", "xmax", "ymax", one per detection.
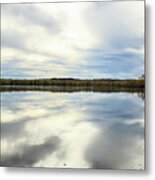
[{"xmin": 140, "ymin": 74, "xmax": 145, "ymax": 79}]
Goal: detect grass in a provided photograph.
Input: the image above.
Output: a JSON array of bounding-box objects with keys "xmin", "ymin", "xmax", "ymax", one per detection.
[{"xmin": 0, "ymin": 78, "xmax": 145, "ymax": 88}]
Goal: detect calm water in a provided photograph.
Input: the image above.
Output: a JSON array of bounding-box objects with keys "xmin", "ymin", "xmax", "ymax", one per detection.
[{"xmin": 1, "ymin": 91, "xmax": 145, "ymax": 170}]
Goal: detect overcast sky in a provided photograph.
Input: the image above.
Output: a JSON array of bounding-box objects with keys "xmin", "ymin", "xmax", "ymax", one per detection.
[{"xmin": 1, "ymin": 1, "xmax": 144, "ymax": 79}]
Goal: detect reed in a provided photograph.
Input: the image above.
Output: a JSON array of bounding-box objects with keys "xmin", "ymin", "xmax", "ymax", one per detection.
[{"xmin": 0, "ymin": 78, "xmax": 145, "ymax": 88}]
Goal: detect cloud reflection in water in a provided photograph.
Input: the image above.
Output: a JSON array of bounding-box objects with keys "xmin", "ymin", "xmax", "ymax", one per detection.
[{"xmin": 1, "ymin": 92, "xmax": 144, "ymax": 169}]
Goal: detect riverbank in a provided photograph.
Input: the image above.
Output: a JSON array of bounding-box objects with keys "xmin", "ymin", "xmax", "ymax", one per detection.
[{"xmin": 0, "ymin": 78, "xmax": 144, "ymax": 88}]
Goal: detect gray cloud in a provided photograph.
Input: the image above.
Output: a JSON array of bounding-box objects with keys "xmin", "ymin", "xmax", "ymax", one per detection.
[
  {"xmin": 1, "ymin": 2, "xmax": 144, "ymax": 79},
  {"xmin": 1, "ymin": 112, "xmax": 61, "ymax": 140},
  {"xmin": 1, "ymin": 30, "xmax": 26, "ymax": 50},
  {"xmin": 1, "ymin": 4, "xmax": 62, "ymax": 57},
  {"xmin": 1, "ymin": 136, "xmax": 61, "ymax": 167},
  {"xmin": 85, "ymin": 122, "xmax": 144, "ymax": 169},
  {"xmin": 84, "ymin": 2, "xmax": 144, "ymax": 50},
  {"xmin": 2, "ymin": 4, "xmax": 61, "ymax": 33},
  {"xmin": 1, "ymin": 91, "xmax": 144, "ymax": 169},
  {"xmin": 1, "ymin": 118, "xmax": 28, "ymax": 140}
]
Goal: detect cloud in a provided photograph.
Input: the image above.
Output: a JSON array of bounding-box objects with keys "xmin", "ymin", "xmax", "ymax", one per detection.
[
  {"xmin": 1, "ymin": 136, "xmax": 60, "ymax": 167},
  {"xmin": 85, "ymin": 122, "xmax": 144, "ymax": 169},
  {"xmin": 1, "ymin": 30, "xmax": 26, "ymax": 50},
  {"xmin": 2, "ymin": 4, "xmax": 61, "ymax": 33},
  {"xmin": 1, "ymin": 92, "xmax": 144, "ymax": 169},
  {"xmin": 1, "ymin": 1, "xmax": 144, "ymax": 79},
  {"xmin": 84, "ymin": 1, "xmax": 144, "ymax": 49}
]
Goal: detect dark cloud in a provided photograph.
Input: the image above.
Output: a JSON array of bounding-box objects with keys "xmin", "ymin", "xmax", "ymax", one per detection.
[
  {"xmin": 1, "ymin": 2, "xmax": 144, "ymax": 79},
  {"xmin": 82, "ymin": 92, "xmax": 144, "ymax": 169},
  {"xmin": 85, "ymin": 122, "xmax": 144, "ymax": 169},
  {"xmin": 2, "ymin": 4, "xmax": 61, "ymax": 33},
  {"xmin": 84, "ymin": 49, "xmax": 144, "ymax": 78},
  {"xmin": 1, "ymin": 30, "xmax": 26, "ymax": 50},
  {"xmin": 1, "ymin": 136, "xmax": 61, "ymax": 167},
  {"xmin": 1, "ymin": 118, "xmax": 29, "ymax": 140},
  {"xmin": 84, "ymin": 2, "xmax": 144, "ymax": 50},
  {"xmin": 81, "ymin": 93, "xmax": 144, "ymax": 123},
  {"xmin": 1, "ymin": 4, "xmax": 61, "ymax": 51},
  {"xmin": 1, "ymin": 112, "xmax": 62, "ymax": 140},
  {"xmin": 1, "ymin": 91, "xmax": 144, "ymax": 169}
]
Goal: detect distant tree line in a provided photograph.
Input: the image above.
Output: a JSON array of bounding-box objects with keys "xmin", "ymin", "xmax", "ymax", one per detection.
[{"xmin": 0, "ymin": 78, "xmax": 145, "ymax": 88}]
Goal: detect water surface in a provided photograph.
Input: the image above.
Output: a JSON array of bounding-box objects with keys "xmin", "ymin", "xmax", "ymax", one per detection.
[{"xmin": 1, "ymin": 91, "xmax": 144, "ymax": 169}]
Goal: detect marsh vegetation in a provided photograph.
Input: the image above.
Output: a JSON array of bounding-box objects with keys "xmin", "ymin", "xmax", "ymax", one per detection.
[{"xmin": 0, "ymin": 78, "xmax": 144, "ymax": 87}]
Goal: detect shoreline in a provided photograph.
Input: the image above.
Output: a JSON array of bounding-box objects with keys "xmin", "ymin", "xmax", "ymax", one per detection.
[{"xmin": 0, "ymin": 78, "xmax": 145, "ymax": 89}]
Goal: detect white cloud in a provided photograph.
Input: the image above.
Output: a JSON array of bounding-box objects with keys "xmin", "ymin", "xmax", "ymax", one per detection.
[
  {"xmin": 1, "ymin": 1, "xmax": 144, "ymax": 79},
  {"xmin": 1, "ymin": 92, "xmax": 144, "ymax": 169}
]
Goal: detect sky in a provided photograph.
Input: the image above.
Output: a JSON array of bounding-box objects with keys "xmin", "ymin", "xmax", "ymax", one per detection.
[{"xmin": 1, "ymin": 1, "xmax": 144, "ymax": 79}]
